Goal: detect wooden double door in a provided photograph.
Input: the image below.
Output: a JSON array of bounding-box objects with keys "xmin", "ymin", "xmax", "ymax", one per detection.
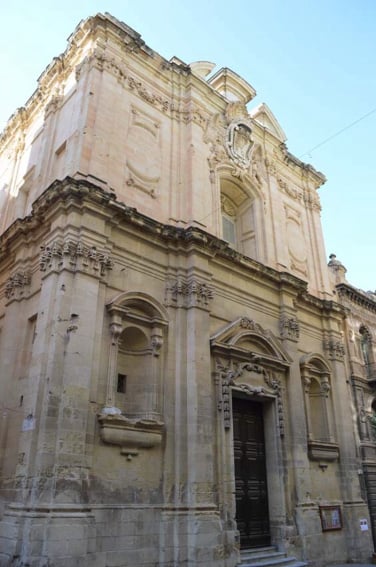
[{"xmin": 232, "ymin": 397, "xmax": 271, "ymax": 548}]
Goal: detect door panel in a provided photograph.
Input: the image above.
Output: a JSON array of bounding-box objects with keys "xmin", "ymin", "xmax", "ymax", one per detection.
[{"xmin": 233, "ymin": 397, "xmax": 270, "ymax": 548}]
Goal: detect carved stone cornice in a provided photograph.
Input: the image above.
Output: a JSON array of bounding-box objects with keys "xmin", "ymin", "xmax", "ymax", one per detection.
[
  {"xmin": 279, "ymin": 314, "xmax": 300, "ymax": 342},
  {"xmin": 0, "ymin": 177, "xmax": 313, "ymax": 298},
  {"xmin": 5, "ymin": 270, "xmax": 32, "ymax": 301},
  {"xmin": 337, "ymin": 283, "xmax": 376, "ymax": 314},
  {"xmin": 39, "ymin": 238, "xmax": 113, "ymax": 278},
  {"xmin": 75, "ymin": 51, "xmax": 208, "ymax": 130},
  {"xmin": 165, "ymin": 277, "xmax": 214, "ymax": 310},
  {"xmin": 279, "ymin": 143, "xmax": 326, "ymax": 189}
]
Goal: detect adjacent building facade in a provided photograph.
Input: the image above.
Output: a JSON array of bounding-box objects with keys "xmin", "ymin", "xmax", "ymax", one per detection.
[{"xmin": 0, "ymin": 13, "xmax": 374, "ymax": 567}]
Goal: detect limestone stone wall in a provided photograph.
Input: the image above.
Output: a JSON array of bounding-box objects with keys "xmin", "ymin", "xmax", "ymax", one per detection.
[{"xmin": 0, "ymin": 12, "xmax": 374, "ymax": 567}]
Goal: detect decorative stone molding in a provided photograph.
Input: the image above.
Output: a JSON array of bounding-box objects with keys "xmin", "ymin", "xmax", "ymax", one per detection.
[
  {"xmin": 279, "ymin": 314, "xmax": 300, "ymax": 341},
  {"xmin": 215, "ymin": 360, "xmax": 285, "ymax": 436},
  {"xmin": 39, "ymin": 238, "xmax": 113, "ymax": 277},
  {"xmin": 303, "ymin": 189, "xmax": 321, "ymax": 211},
  {"xmin": 323, "ymin": 335, "xmax": 345, "ymax": 361},
  {"xmin": 226, "ymin": 122, "xmax": 254, "ymax": 169},
  {"xmin": 97, "ymin": 413, "xmax": 164, "ymax": 459},
  {"xmin": 308, "ymin": 440, "xmax": 339, "ymax": 462},
  {"xmin": 44, "ymin": 95, "xmax": 63, "ymax": 118},
  {"xmin": 221, "ymin": 194, "xmax": 236, "ymax": 217},
  {"xmin": 5, "ymin": 270, "xmax": 32, "ymax": 300},
  {"xmin": 264, "ymin": 372, "xmax": 285, "ymax": 436},
  {"xmin": 125, "ymin": 106, "xmax": 161, "ymax": 197},
  {"xmin": 277, "ymin": 176, "xmax": 303, "ymax": 202},
  {"xmin": 76, "ymin": 51, "xmax": 209, "ymax": 130},
  {"xmin": 151, "ymin": 328, "xmax": 163, "ymax": 356},
  {"xmin": 165, "ymin": 277, "xmax": 214, "ymax": 309},
  {"xmin": 239, "ymin": 317, "xmax": 262, "ymax": 332}
]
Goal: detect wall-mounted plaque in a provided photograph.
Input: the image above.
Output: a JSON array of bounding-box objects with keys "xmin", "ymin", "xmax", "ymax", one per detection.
[{"xmin": 319, "ymin": 506, "xmax": 342, "ymax": 531}]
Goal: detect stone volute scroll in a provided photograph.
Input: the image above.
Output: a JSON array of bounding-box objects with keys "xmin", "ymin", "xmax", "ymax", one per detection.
[{"xmin": 98, "ymin": 294, "xmax": 168, "ymax": 458}]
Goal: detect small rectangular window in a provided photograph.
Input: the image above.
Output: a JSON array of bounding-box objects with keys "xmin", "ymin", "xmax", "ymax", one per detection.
[{"xmin": 117, "ymin": 373, "xmax": 127, "ymax": 394}]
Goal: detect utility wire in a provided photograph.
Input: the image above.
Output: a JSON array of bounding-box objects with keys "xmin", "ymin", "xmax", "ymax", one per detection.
[{"xmin": 300, "ymin": 106, "xmax": 376, "ymax": 158}]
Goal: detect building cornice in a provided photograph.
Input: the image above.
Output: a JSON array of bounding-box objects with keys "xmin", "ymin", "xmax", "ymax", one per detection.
[
  {"xmin": 336, "ymin": 283, "xmax": 376, "ymax": 314},
  {"xmin": 0, "ymin": 176, "xmax": 342, "ymax": 318}
]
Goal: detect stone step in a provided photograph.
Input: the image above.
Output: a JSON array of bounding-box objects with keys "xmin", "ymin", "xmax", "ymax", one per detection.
[{"xmin": 239, "ymin": 547, "xmax": 307, "ymax": 567}]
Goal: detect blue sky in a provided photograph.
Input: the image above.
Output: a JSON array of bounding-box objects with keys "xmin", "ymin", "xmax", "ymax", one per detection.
[{"xmin": 1, "ymin": 0, "xmax": 375, "ymax": 291}]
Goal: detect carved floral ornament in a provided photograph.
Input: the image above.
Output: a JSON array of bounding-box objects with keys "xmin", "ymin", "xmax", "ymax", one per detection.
[
  {"xmin": 165, "ymin": 277, "xmax": 214, "ymax": 310},
  {"xmin": 5, "ymin": 270, "xmax": 32, "ymax": 300},
  {"xmin": 279, "ymin": 314, "xmax": 300, "ymax": 341},
  {"xmin": 323, "ymin": 333, "xmax": 345, "ymax": 361},
  {"xmin": 39, "ymin": 238, "xmax": 113, "ymax": 278},
  {"xmin": 211, "ymin": 317, "xmax": 290, "ymax": 436},
  {"xmin": 215, "ymin": 360, "xmax": 285, "ymax": 436},
  {"xmin": 75, "ymin": 51, "xmax": 207, "ymax": 128}
]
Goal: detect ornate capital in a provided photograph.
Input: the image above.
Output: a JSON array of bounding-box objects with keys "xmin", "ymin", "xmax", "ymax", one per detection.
[
  {"xmin": 165, "ymin": 277, "xmax": 214, "ymax": 310},
  {"xmin": 323, "ymin": 335, "xmax": 345, "ymax": 361},
  {"xmin": 39, "ymin": 238, "xmax": 113, "ymax": 278},
  {"xmin": 279, "ymin": 314, "xmax": 300, "ymax": 341},
  {"xmin": 303, "ymin": 189, "xmax": 321, "ymax": 211},
  {"xmin": 5, "ymin": 270, "xmax": 31, "ymax": 301}
]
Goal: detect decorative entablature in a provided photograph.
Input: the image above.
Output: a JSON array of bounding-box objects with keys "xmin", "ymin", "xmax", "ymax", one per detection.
[
  {"xmin": 296, "ymin": 292, "xmax": 347, "ymax": 319},
  {"xmin": 279, "ymin": 143, "xmax": 326, "ymax": 188},
  {"xmin": 0, "ymin": 176, "xmax": 311, "ymax": 293},
  {"xmin": 0, "ymin": 12, "xmax": 213, "ymax": 155},
  {"xmin": 0, "ymin": 19, "xmax": 88, "ymax": 152},
  {"xmin": 39, "ymin": 238, "xmax": 113, "ymax": 278},
  {"xmin": 336, "ymin": 283, "xmax": 376, "ymax": 315}
]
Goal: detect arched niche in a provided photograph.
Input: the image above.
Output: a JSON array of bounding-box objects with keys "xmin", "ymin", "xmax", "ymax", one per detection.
[
  {"xmin": 359, "ymin": 325, "xmax": 375, "ymax": 380},
  {"xmin": 300, "ymin": 353, "xmax": 339, "ymax": 461},
  {"xmin": 98, "ymin": 292, "xmax": 168, "ymax": 458}
]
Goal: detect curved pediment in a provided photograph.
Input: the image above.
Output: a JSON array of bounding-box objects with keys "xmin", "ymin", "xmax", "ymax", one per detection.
[
  {"xmin": 211, "ymin": 316, "xmax": 291, "ymax": 367},
  {"xmin": 250, "ymin": 103, "xmax": 287, "ymax": 142}
]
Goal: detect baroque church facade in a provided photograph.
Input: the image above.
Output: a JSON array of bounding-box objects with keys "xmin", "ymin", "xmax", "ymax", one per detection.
[{"xmin": 0, "ymin": 13, "xmax": 375, "ymax": 567}]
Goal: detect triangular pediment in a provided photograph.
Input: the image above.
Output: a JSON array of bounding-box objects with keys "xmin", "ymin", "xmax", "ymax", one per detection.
[
  {"xmin": 250, "ymin": 103, "xmax": 287, "ymax": 142},
  {"xmin": 211, "ymin": 316, "xmax": 291, "ymax": 366}
]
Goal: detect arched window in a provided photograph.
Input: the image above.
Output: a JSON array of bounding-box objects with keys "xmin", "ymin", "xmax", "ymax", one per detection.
[
  {"xmin": 221, "ymin": 194, "xmax": 237, "ymax": 246},
  {"xmin": 219, "ymin": 174, "xmax": 262, "ymax": 260}
]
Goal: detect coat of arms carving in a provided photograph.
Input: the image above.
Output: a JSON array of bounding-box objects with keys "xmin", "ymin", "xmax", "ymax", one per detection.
[{"xmin": 226, "ymin": 122, "xmax": 254, "ymax": 168}]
